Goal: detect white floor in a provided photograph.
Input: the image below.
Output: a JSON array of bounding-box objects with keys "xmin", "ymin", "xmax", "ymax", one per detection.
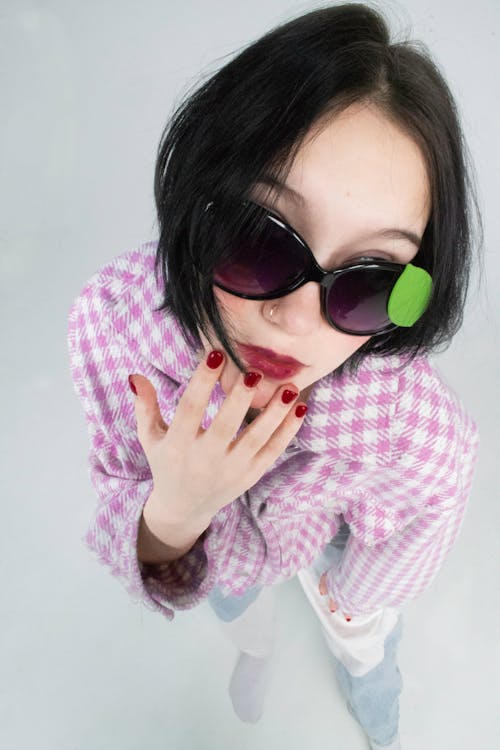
[
  {"xmin": 2, "ymin": 467, "xmax": 497, "ymax": 750},
  {"xmin": 1, "ymin": 1, "xmax": 498, "ymax": 748}
]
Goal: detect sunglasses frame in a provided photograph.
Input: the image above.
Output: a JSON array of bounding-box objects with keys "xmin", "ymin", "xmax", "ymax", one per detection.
[{"xmin": 211, "ymin": 200, "xmax": 409, "ymax": 336}]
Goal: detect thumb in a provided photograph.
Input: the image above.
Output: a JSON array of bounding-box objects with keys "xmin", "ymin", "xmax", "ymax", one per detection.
[{"xmin": 128, "ymin": 374, "xmax": 169, "ymax": 437}]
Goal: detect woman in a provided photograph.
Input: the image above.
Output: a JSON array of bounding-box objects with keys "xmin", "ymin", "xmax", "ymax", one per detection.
[{"xmin": 68, "ymin": 4, "xmax": 482, "ymax": 748}]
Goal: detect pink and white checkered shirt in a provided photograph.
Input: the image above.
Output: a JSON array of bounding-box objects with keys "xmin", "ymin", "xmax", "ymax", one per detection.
[{"xmin": 67, "ymin": 241, "xmax": 480, "ymax": 621}]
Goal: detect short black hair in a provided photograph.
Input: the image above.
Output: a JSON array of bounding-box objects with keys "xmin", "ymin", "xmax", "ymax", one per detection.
[{"xmin": 153, "ymin": 1, "xmax": 483, "ymax": 379}]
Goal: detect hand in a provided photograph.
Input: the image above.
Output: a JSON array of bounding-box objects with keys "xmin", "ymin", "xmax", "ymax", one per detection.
[
  {"xmin": 128, "ymin": 349, "xmax": 308, "ymax": 532},
  {"xmin": 319, "ymin": 571, "xmax": 352, "ymax": 622}
]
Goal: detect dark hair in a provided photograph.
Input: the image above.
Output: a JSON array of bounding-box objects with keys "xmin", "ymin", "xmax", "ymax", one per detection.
[{"xmin": 153, "ymin": 1, "xmax": 483, "ymax": 379}]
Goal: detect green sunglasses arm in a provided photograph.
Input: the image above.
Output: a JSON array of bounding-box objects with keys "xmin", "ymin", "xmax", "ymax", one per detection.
[{"xmin": 387, "ymin": 263, "xmax": 433, "ymax": 327}]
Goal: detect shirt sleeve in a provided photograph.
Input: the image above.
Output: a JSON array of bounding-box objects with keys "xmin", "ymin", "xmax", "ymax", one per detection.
[
  {"xmin": 325, "ymin": 361, "xmax": 481, "ymax": 616},
  {"xmin": 67, "ymin": 271, "xmax": 231, "ymax": 621}
]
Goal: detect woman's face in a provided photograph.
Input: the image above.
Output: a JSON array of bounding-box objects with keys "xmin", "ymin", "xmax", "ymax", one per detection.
[{"xmin": 199, "ymin": 101, "xmax": 431, "ymax": 411}]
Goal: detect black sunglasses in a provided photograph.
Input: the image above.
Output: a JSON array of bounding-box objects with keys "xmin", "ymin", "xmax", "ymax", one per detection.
[{"xmin": 208, "ymin": 201, "xmax": 432, "ymax": 336}]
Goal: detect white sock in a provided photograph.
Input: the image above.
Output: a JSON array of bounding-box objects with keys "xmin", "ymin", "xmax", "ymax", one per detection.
[
  {"xmin": 218, "ymin": 585, "xmax": 276, "ymax": 658},
  {"xmin": 214, "ymin": 586, "xmax": 276, "ymax": 723},
  {"xmin": 229, "ymin": 650, "xmax": 274, "ymax": 723}
]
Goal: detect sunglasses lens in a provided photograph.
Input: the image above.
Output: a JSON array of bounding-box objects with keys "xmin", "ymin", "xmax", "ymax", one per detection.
[
  {"xmin": 327, "ymin": 266, "xmax": 399, "ymax": 333},
  {"xmin": 213, "ymin": 216, "xmax": 306, "ymax": 296}
]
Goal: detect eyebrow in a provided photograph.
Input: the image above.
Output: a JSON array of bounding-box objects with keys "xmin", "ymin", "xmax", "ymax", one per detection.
[{"xmin": 258, "ymin": 175, "xmax": 422, "ymax": 249}]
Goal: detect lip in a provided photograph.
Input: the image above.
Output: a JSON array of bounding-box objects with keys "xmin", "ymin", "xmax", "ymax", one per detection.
[{"xmin": 237, "ymin": 343, "xmax": 305, "ymax": 380}]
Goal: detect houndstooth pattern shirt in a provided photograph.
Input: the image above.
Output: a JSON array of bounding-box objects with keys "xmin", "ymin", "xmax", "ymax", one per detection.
[{"xmin": 67, "ymin": 241, "xmax": 480, "ymax": 620}]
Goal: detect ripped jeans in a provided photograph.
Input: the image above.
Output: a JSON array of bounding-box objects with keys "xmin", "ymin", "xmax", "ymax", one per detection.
[{"xmin": 207, "ymin": 521, "xmax": 403, "ymax": 747}]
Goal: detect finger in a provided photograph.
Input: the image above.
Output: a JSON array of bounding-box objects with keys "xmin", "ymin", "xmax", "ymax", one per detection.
[
  {"xmin": 318, "ymin": 571, "xmax": 350, "ymax": 619},
  {"xmin": 233, "ymin": 382, "xmax": 301, "ymax": 456},
  {"xmin": 319, "ymin": 572, "xmax": 328, "ymax": 596},
  {"xmin": 232, "ymin": 387, "xmax": 307, "ymax": 473},
  {"xmin": 129, "ymin": 374, "xmax": 169, "ymax": 442},
  {"xmin": 167, "ymin": 350, "xmax": 228, "ymax": 445},
  {"xmin": 318, "ymin": 573, "xmax": 341, "ymax": 615},
  {"xmin": 204, "ymin": 367, "xmax": 266, "ymax": 447}
]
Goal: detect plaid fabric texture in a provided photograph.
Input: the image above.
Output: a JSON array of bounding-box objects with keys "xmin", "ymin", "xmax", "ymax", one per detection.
[{"xmin": 67, "ymin": 241, "xmax": 480, "ymax": 621}]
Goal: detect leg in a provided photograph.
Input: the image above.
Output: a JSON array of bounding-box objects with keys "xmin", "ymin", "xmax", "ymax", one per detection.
[
  {"xmin": 208, "ymin": 584, "xmax": 277, "ymax": 723},
  {"xmin": 297, "ymin": 522, "xmax": 404, "ymax": 748},
  {"xmin": 330, "ymin": 616, "xmax": 403, "ymax": 749},
  {"xmin": 207, "ymin": 584, "xmax": 276, "ymax": 657}
]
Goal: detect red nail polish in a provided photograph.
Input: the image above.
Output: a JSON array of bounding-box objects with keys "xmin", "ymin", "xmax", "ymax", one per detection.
[
  {"xmin": 295, "ymin": 404, "xmax": 308, "ymax": 418},
  {"xmin": 244, "ymin": 371, "xmax": 262, "ymax": 388},
  {"xmin": 346, "ymin": 617, "xmax": 351, "ymax": 622},
  {"xmin": 128, "ymin": 375, "xmax": 137, "ymax": 395},
  {"xmin": 206, "ymin": 350, "xmax": 224, "ymax": 369},
  {"xmin": 282, "ymin": 389, "xmax": 298, "ymax": 404}
]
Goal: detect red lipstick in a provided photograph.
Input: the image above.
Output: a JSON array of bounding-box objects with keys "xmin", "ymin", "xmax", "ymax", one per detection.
[{"xmin": 237, "ymin": 343, "xmax": 305, "ymax": 380}]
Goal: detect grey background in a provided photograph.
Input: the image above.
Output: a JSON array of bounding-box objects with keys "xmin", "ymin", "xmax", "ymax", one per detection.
[{"xmin": 1, "ymin": 0, "xmax": 498, "ymax": 748}]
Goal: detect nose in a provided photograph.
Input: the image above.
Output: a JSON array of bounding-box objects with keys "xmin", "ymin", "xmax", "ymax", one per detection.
[{"xmin": 264, "ymin": 282, "xmax": 324, "ymax": 335}]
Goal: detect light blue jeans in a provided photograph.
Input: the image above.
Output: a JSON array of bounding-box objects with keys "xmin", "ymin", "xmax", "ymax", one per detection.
[{"xmin": 207, "ymin": 521, "xmax": 403, "ymax": 746}]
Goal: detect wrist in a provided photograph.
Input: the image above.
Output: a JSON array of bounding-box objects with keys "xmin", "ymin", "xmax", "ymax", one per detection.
[{"xmin": 143, "ymin": 490, "xmax": 211, "ymax": 544}]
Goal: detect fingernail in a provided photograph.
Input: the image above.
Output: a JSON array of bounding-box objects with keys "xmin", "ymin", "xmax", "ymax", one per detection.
[
  {"xmin": 295, "ymin": 404, "xmax": 308, "ymax": 418},
  {"xmin": 282, "ymin": 389, "xmax": 298, "ymax": 404},
  {"xmin": 329, "ymin": 605, "xmax": 336, "ymax": 613},
  {"xmin": 345, "ymin": 617, "xmax": 351, "ymax": 622},
  {"xmin": 128, "ymin": 375, "xmax": 137, "ymax": 395},
  {"xmin": 244, "ymin": 371, "xmax": 262, "ymax": 388},
  {"xmin": 206, "ymin": 350, "xmax": 224, "ymax": 369}
]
